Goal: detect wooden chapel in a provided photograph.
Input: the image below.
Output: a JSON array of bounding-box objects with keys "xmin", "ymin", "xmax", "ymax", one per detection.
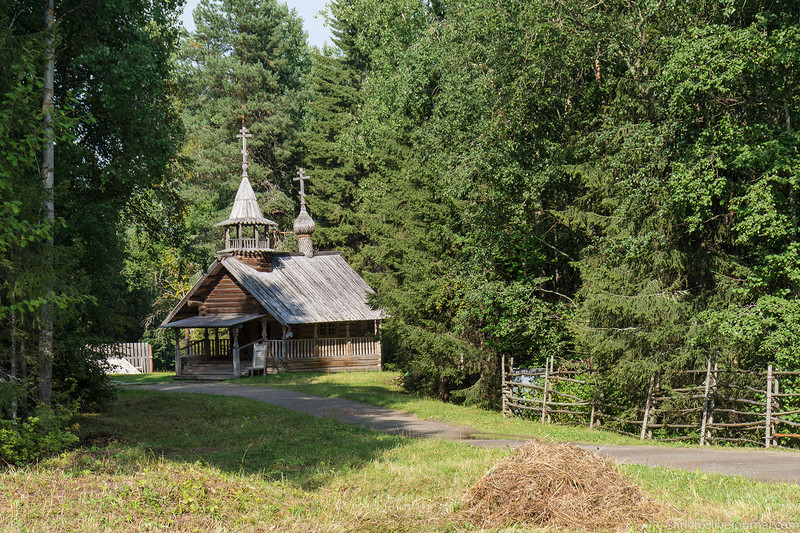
[{"xmin": 159, "ymin": 127, "xmax": 384, "ymax": 379}]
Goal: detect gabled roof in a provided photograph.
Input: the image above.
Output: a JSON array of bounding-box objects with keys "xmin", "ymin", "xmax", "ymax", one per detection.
[
  {"xmin": 160, "ymin": 252, "xmax": 384, "ymax": 327},
  {"xmin": 217, "ymin": 177, "xmax": 276, "ymax": 226},
  {"xmin": 222, "ymin": 253, "xmax": 384, "ymax": 325}
]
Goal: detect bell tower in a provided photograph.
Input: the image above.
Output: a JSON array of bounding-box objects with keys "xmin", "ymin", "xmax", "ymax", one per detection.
[{"xmin": 216, "ymin": 126, "xmax": 276, "ymax": 270}]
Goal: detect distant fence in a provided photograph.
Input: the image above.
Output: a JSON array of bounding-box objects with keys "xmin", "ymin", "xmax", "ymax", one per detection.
[
  {"xmin": 501, "ymin": 355, "xmax": 800, "ymax": 449},
  {"xmin": 95, "ymin": 343, "xmax": 153, "ymax": 373}
]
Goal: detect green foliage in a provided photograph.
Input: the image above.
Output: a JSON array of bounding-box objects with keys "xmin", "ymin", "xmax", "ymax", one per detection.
[
  {"xmin": 177, "ymin": 0, "xmax": 310, "ymax": 257},
  {"xmin": 1, "ymin": 0, "xmax": 184, "ymax": 430},
  {"xmin": 303, "ymin": 0, "xmax": 800, "ymax": 407},
  {"xmin": 0, "ymin": 408, "xmax": 78, "ymax": 466}
]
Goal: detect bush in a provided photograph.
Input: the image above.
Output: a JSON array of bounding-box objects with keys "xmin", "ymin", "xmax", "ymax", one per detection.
[{"xmin": 1, "ymin": 408, "xmax": 79, "ymax": 466}]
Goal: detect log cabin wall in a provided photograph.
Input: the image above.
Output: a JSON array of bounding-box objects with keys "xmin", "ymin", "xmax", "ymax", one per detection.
[{"xmin": 203, "ymin": 273, "xmax": 264, "ymax": 316}]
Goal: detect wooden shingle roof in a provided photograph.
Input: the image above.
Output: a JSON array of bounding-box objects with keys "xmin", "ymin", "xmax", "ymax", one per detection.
[
  {"xmin": 221, "ymin": 253, "xmax": 384, "ymax": 325},
  {"xmin": 216, "ymin": 177, "xmax": 276, "ymax": 226}
]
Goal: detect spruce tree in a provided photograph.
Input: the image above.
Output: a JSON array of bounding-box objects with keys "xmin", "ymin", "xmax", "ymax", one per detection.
[{"xmin": 178, "ymin": 0, "xmax": 309, "ymax": 257}]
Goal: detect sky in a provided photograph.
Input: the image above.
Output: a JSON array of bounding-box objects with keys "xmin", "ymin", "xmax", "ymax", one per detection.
[{"xmin": 179, "ymin": 0, "xmax": 333, "ymax": 49}]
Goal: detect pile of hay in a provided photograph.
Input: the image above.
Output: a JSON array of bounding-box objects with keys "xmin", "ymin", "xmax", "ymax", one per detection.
[{"xmin": 461, "ymin": 440, "xmax": 660, "ymax": 530}]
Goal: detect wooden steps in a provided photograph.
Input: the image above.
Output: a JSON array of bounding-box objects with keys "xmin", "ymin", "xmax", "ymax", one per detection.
[
  {"xmin": 177, "ymin": 359, "xmax": 236, "ymax": 381},
  {"xmin": 176, "ymin": 357, "xmax": 284, "ymax": 380}
]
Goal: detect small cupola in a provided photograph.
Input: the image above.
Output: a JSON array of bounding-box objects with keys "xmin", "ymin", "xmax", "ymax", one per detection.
[
  {"xmin": 293, "ymin": 168, "xmax": 315, "ymax": 257},
  {"xmin": 217, "ymin": 126, "xmax": 277, "ymax": 253}
]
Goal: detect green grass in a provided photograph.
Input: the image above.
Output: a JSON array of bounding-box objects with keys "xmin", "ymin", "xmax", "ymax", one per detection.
[
  {"xmin": 237, "ymin": 371, "xmax": 655, "ymax": 446},
  {"xmin": 2, "ymin": 389, "xmax": 799, "ymax": 532},
  {"xmin": 110, "ymin": 372, "xmax": 174, "ymax": 384}
]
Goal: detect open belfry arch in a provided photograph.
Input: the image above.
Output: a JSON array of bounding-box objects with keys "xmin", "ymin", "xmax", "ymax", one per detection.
[{"xmin": 160, "ymin": 126, "xmax": 384, "ymax": 379}]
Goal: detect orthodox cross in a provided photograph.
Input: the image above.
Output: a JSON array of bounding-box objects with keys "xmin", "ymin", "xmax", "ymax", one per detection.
[
  {"xmin": 293, "ymin": 168, "xmax": 310, "ymax": 207},
  {"xmin": 236, "ymin": 125, "xmax": 252, "ymax": 177}
]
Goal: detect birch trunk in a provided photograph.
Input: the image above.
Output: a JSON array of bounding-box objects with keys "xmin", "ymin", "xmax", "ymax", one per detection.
[{"xmin": 39, "ymin": 0, "xmax": 55, "ymax": 405}]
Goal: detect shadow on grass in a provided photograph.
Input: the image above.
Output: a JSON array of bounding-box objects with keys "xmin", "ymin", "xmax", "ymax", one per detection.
[{"xmin": 75, "ymin": 389, "xmax": 407, "ymax": 489}]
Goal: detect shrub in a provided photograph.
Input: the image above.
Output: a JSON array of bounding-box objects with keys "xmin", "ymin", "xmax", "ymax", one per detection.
[{"xmin": 1, "ymin": 408, "xmax": 79, "ymax": 466}]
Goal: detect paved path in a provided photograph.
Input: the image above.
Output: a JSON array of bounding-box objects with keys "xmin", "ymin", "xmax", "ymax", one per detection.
[{"xmin": 129, "ymin": 382, "xmax": 800, "ymax": 485}]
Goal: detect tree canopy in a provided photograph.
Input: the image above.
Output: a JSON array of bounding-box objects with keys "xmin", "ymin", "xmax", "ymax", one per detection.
[{"xmin": 2, "ymin": 0, "xmax": 799, "ymax": 428}]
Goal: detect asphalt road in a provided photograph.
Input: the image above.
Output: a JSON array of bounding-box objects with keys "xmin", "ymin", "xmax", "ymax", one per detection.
[{"xmin": 129, "ymin": 381, "xmax": 800, "ymax": 485}]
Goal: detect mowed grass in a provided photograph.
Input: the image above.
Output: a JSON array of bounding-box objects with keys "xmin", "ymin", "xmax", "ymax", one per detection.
[
  {"xmin": 239, "ymin": 371, "xmax": 650, "ymax": 446},
  {"xmin": 110, "ymin": 372, "xmax": 175, "ymax": 384},
  {"xmin": 3, "ymin": 389, "xmax": 800, "ymax": 532}
]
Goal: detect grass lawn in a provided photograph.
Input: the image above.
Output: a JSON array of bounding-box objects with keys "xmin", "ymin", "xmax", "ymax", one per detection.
[
  {"xmin": 110, "ymin": 372, "xmax": 175, "ymax": 384},
  {"xmin": 236, "ymin": 371, "xmax": 677, "ymax": 446},
  {"xmin": 3, "ymin": 385, "xmax": 799, "ymax": 532}
]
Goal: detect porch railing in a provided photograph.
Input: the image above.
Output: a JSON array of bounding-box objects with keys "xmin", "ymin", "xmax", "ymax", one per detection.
[
  {"xmin": 183, "ymin": 336, "xmax": 378, "ymax": 360},
  {"xmin": 185, "ymin": 337, "xmax": 231, "ymax": 358},
  {"xmin": 284, "ymin": 337, "xmax": 379, "ymax": 359}
]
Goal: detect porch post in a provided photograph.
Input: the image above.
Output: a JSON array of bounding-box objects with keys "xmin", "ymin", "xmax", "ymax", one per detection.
[
  {"xmin": 346, "ymin": 323, "xmax": 351, "ymax": 355},
  {"xmin": 261, "ymin": 318, "xmax": 268, "ymax": 341},
  {"xmin": 281, "ymin": 324, "xmax": 287, "ymax": 360},
  {"xmin": 313, "ymin": 325, "xmax": 319, "ymax": 356},
  {"xmin": 376, "ymin": 321, "xmax": 383, "ymax": 370},
  {"xmin": 174, "ymin": 328, "xmax": 182, "ymax": 376},
  {"xmin": 232, "ymin": 326, "xmax": 241, "ymax": 377}
]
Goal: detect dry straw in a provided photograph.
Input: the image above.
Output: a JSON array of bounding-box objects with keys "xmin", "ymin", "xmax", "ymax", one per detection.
[{"xmin": 461, "ymin": 439, "xmax": 661, "ymax": 530}]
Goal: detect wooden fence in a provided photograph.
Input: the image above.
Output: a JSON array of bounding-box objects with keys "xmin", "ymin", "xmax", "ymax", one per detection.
[
  {"xmin": 501, "ymin": 355, "xmax": 800, "ymax": 449},
  {"xmin": 96, "ymin": 342, "xmax": 153, "ymax": 373}
]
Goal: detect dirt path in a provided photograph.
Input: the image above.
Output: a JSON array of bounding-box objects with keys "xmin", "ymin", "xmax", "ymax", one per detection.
[{"xmin": 129, "ymin": 382, "xmax": 800, "ymax": 485}]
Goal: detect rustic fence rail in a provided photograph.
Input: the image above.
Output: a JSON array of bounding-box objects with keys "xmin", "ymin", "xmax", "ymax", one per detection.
[{"xmin": 501, "ymin": 355, "xmax": 800, "ymax": 449}]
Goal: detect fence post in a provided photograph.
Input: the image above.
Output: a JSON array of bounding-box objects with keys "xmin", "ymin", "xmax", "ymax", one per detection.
[
  {"xmin": 773, "ymin": 376, "xmax": 779, "ymax": 448},
  {"xmin": 502, "ymin": 354, "xmax": 508, "ymax": 418},
  {"xmin": 765, "ymin": 364, "xmax": 773, "ymax": 449},
  {"xmin": 700, "ymin": 357, "xmax": 712, "ymax": 445},
  {"xmin": 541, "ymin": 356, "xmax": 550, "ymax": 424},
  {"xmin": 589, "ymin": 377, "xmax": 597, "ymax": 429},
  {"xmin": 640, "ymin": 373, "xmax": 655, "ymax": 440},
  {"xmin": 547, "ymin": 356, "xmax": 554, "ymax": 423}
]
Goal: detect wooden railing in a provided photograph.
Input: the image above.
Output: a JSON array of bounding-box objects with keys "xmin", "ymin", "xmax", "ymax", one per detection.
[
  {"xmin": 183, "ymin": 337, "xmax": 378, "ymax": 361},
  {"xmin": 185, "ymin": 337, "xmax": 231, "ymax": 358},
  {"xmin": 284, "ymin": 337, "xmax": 379, "ymax": 359},
  {"xmin": 225, "ymin": 237, "xmax": 270, "ymax": 250}
]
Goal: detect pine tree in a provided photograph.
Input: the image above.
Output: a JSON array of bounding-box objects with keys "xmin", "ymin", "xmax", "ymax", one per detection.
[{"xmin": 178, "ymin": 0, "xmax": 309, "ymax": 257}]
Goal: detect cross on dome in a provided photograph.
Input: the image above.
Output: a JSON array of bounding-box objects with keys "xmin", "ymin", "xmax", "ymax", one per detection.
[
  {"xmin": 293, "ymin": 168, "xmax": 310, "ymax": 207},
  {"xmin": 236, "ymin": 125, "xmax": 252, "ymax": 177}
]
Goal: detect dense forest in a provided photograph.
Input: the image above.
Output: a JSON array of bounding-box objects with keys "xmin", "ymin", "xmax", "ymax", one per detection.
[{"xmin": 2, "ymin": 0, "xmax": 799, "ymax": 447}]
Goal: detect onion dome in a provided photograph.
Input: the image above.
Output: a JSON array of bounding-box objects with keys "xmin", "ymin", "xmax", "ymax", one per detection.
[{"xmin": 293, "ymin": 205, "xmax": 316, "ymax": 234}]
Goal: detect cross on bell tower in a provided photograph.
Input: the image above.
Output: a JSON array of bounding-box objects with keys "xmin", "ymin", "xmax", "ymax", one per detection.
[{"xmin": 236, "ymin": 126, "xmax": 252, "ymax": 178}]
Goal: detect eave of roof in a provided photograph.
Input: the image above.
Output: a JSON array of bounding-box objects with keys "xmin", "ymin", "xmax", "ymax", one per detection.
[{"xmin": 160, "ymin": 314, "xmax": 266, "ymax": 329}]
